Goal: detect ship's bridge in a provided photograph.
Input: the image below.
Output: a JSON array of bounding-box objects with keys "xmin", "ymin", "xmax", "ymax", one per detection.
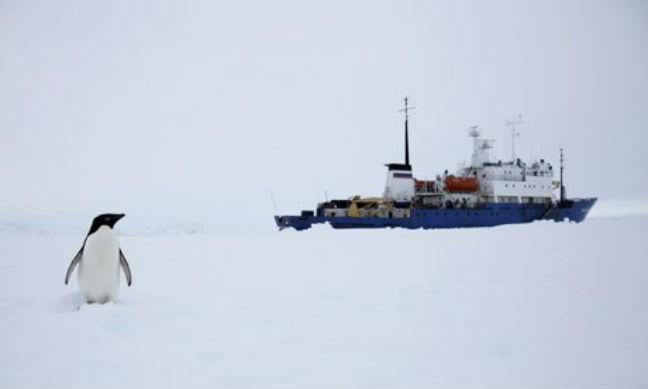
[{"xmin": 461, "ymin": 127, "xmax": 556, "ymax": 203}]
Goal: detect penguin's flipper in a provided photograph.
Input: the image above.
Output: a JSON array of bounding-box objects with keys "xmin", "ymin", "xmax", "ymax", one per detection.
[
  {"xmin": 119, "ymin": 249, "xmax": 132, "ymax": 286},
  {"xmin": 65, "ymin": 249, "xmax": 83, "ymax": 285}
]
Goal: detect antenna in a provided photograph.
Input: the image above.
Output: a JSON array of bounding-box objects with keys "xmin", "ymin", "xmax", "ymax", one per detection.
[
  {"xmin": 397, "ymin": 97, "xmax": 415, "ymax": 166},
  {"xmin": 269, "ymin": 189, "xmax": 279, "ymax": 215},
  {"xmin": 505, "ymin": 114, "xmax": 523, "ymax": 161},
  {"xmin": 468, "ymin": 125, "xmax": 480, "ymax": 153},
  {"xmin": 560, "ymin": 148, "xmax": 565, "ymax": 205}
]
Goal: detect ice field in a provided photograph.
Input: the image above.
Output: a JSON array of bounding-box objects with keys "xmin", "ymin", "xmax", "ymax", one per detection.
[{"xmin": 0, "ymin": 200, "xmax": 647, "ymax": 388}]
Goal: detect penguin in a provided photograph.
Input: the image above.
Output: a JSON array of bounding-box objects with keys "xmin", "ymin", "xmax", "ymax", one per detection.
[{"xmin": 65, "ymin": 213, "xmax": 132, "ymax": 304}]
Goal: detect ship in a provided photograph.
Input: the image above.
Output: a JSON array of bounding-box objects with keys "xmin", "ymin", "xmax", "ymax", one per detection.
[{"xmin": 275, "ymin": 98, "xmax": 597, "ymax": 231}]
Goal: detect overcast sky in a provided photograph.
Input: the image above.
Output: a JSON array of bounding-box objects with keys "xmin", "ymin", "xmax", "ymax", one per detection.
[{"xmin": 1, "ymin": 0, "xmax": 647, "ymax": 232}]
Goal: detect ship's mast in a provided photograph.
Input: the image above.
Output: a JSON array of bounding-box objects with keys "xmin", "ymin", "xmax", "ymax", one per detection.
[
  {"xmin": 506, "ymin": 114, "xmax": 523, "ymax": 161},
  {"xmin": 398, "ymin": 97, "xmax": 415, "ymax": 166}
]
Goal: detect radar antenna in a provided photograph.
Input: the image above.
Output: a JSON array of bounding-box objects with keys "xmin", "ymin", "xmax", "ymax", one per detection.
[
  {"xmin": 468, "ymin": 125, "xmax": 481, "ymax": 153},
  {"xmin": 506, "ymin": 114, "xmax": 523, "ymax": 161},
  {"xmin": 397, "ymin": 97, "xmax": 415, "ymax": 166}
]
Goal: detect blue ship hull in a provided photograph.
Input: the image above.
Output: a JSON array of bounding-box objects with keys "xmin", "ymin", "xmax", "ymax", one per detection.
[{"xmin": 274, "ymin": 198, "xmax": 597, "ymax": 231}]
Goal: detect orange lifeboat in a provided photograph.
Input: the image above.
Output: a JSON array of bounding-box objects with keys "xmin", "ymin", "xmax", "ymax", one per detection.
[{"xmin": 444, "ymin": 175, "xmax": 479, "ymax": 192}]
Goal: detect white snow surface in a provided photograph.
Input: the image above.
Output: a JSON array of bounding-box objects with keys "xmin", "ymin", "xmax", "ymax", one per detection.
[{"xmin": 1, "ymin": 215, "xmax": 647, "ymax": 388}]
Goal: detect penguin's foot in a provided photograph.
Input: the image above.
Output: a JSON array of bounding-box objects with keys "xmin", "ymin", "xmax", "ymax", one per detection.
[{"xmin": 84, "ymin": 296, "xmax": 112, "ymax": 304}]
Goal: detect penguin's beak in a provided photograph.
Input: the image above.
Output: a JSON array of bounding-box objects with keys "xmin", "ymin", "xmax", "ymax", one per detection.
[{"xmin": 117, "ymin": 213, "xmax": 126, "ymax": 221}]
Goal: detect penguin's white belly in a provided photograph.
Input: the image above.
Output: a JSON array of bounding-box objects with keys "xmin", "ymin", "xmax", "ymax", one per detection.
[{"xmin": 79, "ymin": 226, "xmax": 120, "ymax": 303}]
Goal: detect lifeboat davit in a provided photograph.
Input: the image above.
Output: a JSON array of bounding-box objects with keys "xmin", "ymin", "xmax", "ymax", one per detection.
[{"xmin": 444, "ymin": 175, "xmax": 479, "ymax": 192}]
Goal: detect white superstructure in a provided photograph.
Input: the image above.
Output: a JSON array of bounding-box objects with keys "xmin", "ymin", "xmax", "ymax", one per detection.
[
  {"xmin": 383, "ymin": 163, "xmax": 415, "ymax": 202},
  {"xmin": 456, "ymin": 127, "xmax": 556, "ymax": 204}
]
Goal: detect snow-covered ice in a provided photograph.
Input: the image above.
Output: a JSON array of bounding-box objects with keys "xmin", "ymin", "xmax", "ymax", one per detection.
[{"xmin": 1, "ymin": 212, "xmax": 647, "ymax": 388}]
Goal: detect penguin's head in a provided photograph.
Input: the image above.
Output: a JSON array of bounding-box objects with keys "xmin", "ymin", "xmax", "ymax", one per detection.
[{"xmin": 88, "ymin": 213, "xmax": 125, "ymax": 235}]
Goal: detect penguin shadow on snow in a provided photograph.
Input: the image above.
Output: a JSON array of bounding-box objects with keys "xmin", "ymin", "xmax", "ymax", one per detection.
[
  {"xmin": 56, "ymin": 290, "xmax": 136, "ymax": 312},
  {"xmin": 56, "ymin": 291, "xmax": 86, "ymax": 312},
  {"xmin": 62, "ymin": 213, "xmax": 133, "ymax": 310}
]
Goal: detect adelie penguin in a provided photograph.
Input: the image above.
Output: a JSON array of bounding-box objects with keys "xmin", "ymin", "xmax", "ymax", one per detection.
[{"xmin": 65, "ymin": 213, "xmax": 132, "ymax": 304}]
